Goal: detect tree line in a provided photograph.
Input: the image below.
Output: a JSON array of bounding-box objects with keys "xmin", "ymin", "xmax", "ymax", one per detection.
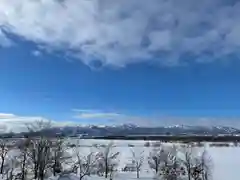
[{"xmin": 0, "ymin": 120, "xmax": 213, "ymax": 180}]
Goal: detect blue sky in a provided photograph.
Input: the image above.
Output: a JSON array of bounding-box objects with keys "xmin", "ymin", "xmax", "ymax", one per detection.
[
  {"xmin": 1, "ymin": 38, "xmax": 240, "ymax": 125},
  {"xmin": 1, "ymin": 0, "xmax": 240, "ymax": 129}
]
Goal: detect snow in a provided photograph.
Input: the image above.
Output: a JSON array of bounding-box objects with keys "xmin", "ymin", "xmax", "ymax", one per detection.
[
  {"xmin": 63, "ymin": 139, "xmax": 239, "ymax": 180},
  {"xmin": 208, "ymin": 147, "xmax": 240, "ymax": 180},
  {"xmin": 0, "ymin": 138, "xmax": 239, "ymax": 180}
]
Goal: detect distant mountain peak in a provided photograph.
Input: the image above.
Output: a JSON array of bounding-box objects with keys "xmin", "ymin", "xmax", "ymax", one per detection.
[{"xmin": 3, "ymin": 123, "xmax": 240, "ymax": 138}]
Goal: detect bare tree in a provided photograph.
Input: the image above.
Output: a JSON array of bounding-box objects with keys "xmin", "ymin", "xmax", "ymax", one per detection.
[
  {"xmin": 130, "ymin": 148, "xmax": 144, "ymax": 178},
  {"xmin": 73, "ymin": 147, "xmax": 97, "ymax": 180},
  {"xmin": 159, "ymin": 158, "xmax": 184, "ymax": 180},
  {"xmin": 69, "ymin": 140, "xmax": 93, "ymax": 179},
  {"xmin": 17, "ymin": 138, "xmax": 32, "ymax": 180},
  {"xmin": 96, "ymin": 142, "xmax": 120, "ymax": 179},
  {"xmin": 52, "ymin": 138, "xmax": 63, "ymax": 175},
  {"xmin": 2, "ymin": 153, "xmax": 19, "ymax": 180},
  {"xmin": 148, "ymin": 145, "xmax": 169, "ymax": 174},
  {"xmin": 27, "ymin": 139, "xmax": 53, "ymax": 179},
  {"xmin": 50, "ymin": 137, "xmax": 71, "ymax": 176},
  {"xmin": 27, "ymin": 139, "xmax": 39, "ymax": 179},
  {"xmin": 25, "ymin": 119, "xmax": 52, "ymax": 134},
  {"xmin": 0, "ymin": 139, "xmax": 8, "ymax": 174},
  {"xmin": 156, "ymin": 145, "xmax": 186, "ymax": 180},
  {"xmin": 38, "ymin": 139, "xmax": 52, "ymax": 180},
  {"xmin": 26, "ymin": 120, "xmax": 53, "ymax": 180},
  {"xmin": 178, "ymin": 145, "xmax": 213, "ymax": 180},
  {"xmin": 148, "ymin": 144, "xmax": 213, "ymax": 180},
  {"xmin": 180, "ymin": 144, "xmax": 196, "ymax": 180},
  {"xmin": 198, "ymin": 149, "xmax": 213, "ymax": 180}
]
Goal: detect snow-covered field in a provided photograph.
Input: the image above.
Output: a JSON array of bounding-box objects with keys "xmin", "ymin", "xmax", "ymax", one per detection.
[
  {"xmin": 2, "ymin": 139, "xmax": 239, "ymax": 180},
  {"xmin": 63, "ymin": 139, "xmax": 239, "ymax": 180},
  {"xmin": 208, "ymin": 147, "xmax": 239, "ymax": 180}
]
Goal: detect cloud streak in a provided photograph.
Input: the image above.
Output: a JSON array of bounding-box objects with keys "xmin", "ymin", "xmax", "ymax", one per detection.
[
  {"xmin": 0, "ymin": 112, "xmax": 77, "ymax": 133},
  {"xmin": 0, "ymin": 0, "xmax": 240, "ymax": 67},
  {"xmin": 1, "ymin": 111, "xmax": 240, "ymax": 133},
  {"xmin": 72, "ymin": 109, "xmax": 122, "ymax": 119},
  {"xmin": 0, "ymin": 113, "xmax": 49, "ymax": 133},
  {"xmin": 72, "ymin": 109, "xmax": 240, "ymax": 128},
  {"xmin": 74, "ymin": 112, "xmax": 121, "ymax": 119}
]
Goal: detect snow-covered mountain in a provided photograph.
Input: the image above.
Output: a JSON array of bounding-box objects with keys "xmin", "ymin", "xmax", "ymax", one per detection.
[
  {"xmin": 31, "ymin": 124, "xmax": 240, "ymax": 137},
  {"xmin": 2, "ymin": 123, "xmax": 239, "ymax": 138}
]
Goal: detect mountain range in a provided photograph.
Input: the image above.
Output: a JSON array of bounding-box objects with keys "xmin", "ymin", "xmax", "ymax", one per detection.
[{"xmin": 10, "ymin": 124, "xmax": 240, "ymax": 138}]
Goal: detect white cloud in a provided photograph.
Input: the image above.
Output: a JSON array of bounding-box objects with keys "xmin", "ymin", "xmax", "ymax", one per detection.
[
  {"xmin": 1, "ymin": 111, "xmax": 240, "ymax": 133},
  {"xmin": 74, "ymin": 112, "xmax": 121, "ymax": 119},
  {"xmin": 0, "ymin": 0, "xmax": 240, "ymax": 67},
  {"xmin": 0, "ymin": 113, "xmax": 16, "ymax": 118},
  {"xmin": 71, "ymin": 109, "xmax": 240, "ymax": 128},
  {"xmin": 148, "ymin": 31, "xmax": 172, "ymax": 51},
  {"xmin": 72, "ymin": 109, "xmax": 152, "ymax": 125},
  {"xmin": 72, "ymin": 109, "xmax": 122, "ymax": 119},
  {"xmin": 0, "ymin": 113, "xmax": 49, "ymax": 133},
  {"xmin": 0, "ymin": 112, "xmax": 77, "ymax": 133}
]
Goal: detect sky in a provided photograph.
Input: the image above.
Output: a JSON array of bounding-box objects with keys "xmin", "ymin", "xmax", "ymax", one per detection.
[{"xmin": 1, "ymin": 0, "xmax": 240, "ymax": 131}]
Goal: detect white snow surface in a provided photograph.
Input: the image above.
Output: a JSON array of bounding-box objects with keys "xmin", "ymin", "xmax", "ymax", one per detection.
[
  {"xmin": 2, "ymin": 139, "xmax": 239, "ymax": 180},
  {"xmin": 63, "ymin": 139, "xmax": 238, "ymax": 180}
]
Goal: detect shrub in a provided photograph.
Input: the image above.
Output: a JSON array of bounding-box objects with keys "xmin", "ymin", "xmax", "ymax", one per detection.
[
  {"xmin": 128, "ymin": 144, "xmax": 135, "ymax": 147},
  {"xmin": 233, "ymin": 141, "xmax": 239, "ymax": 147},
  {"xmin": 144, "ymin": 141, "xmax": 150, "ymax": 147}
]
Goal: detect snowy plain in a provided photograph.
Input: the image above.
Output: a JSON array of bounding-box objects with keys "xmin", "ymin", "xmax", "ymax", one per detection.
[
  {"xmin": 3, "ymin": 139, "xmax": 239, "ymax": 180},
  {"xmin": 62, "ymin": 139, "xmax": 238, "ymax": 180}
]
